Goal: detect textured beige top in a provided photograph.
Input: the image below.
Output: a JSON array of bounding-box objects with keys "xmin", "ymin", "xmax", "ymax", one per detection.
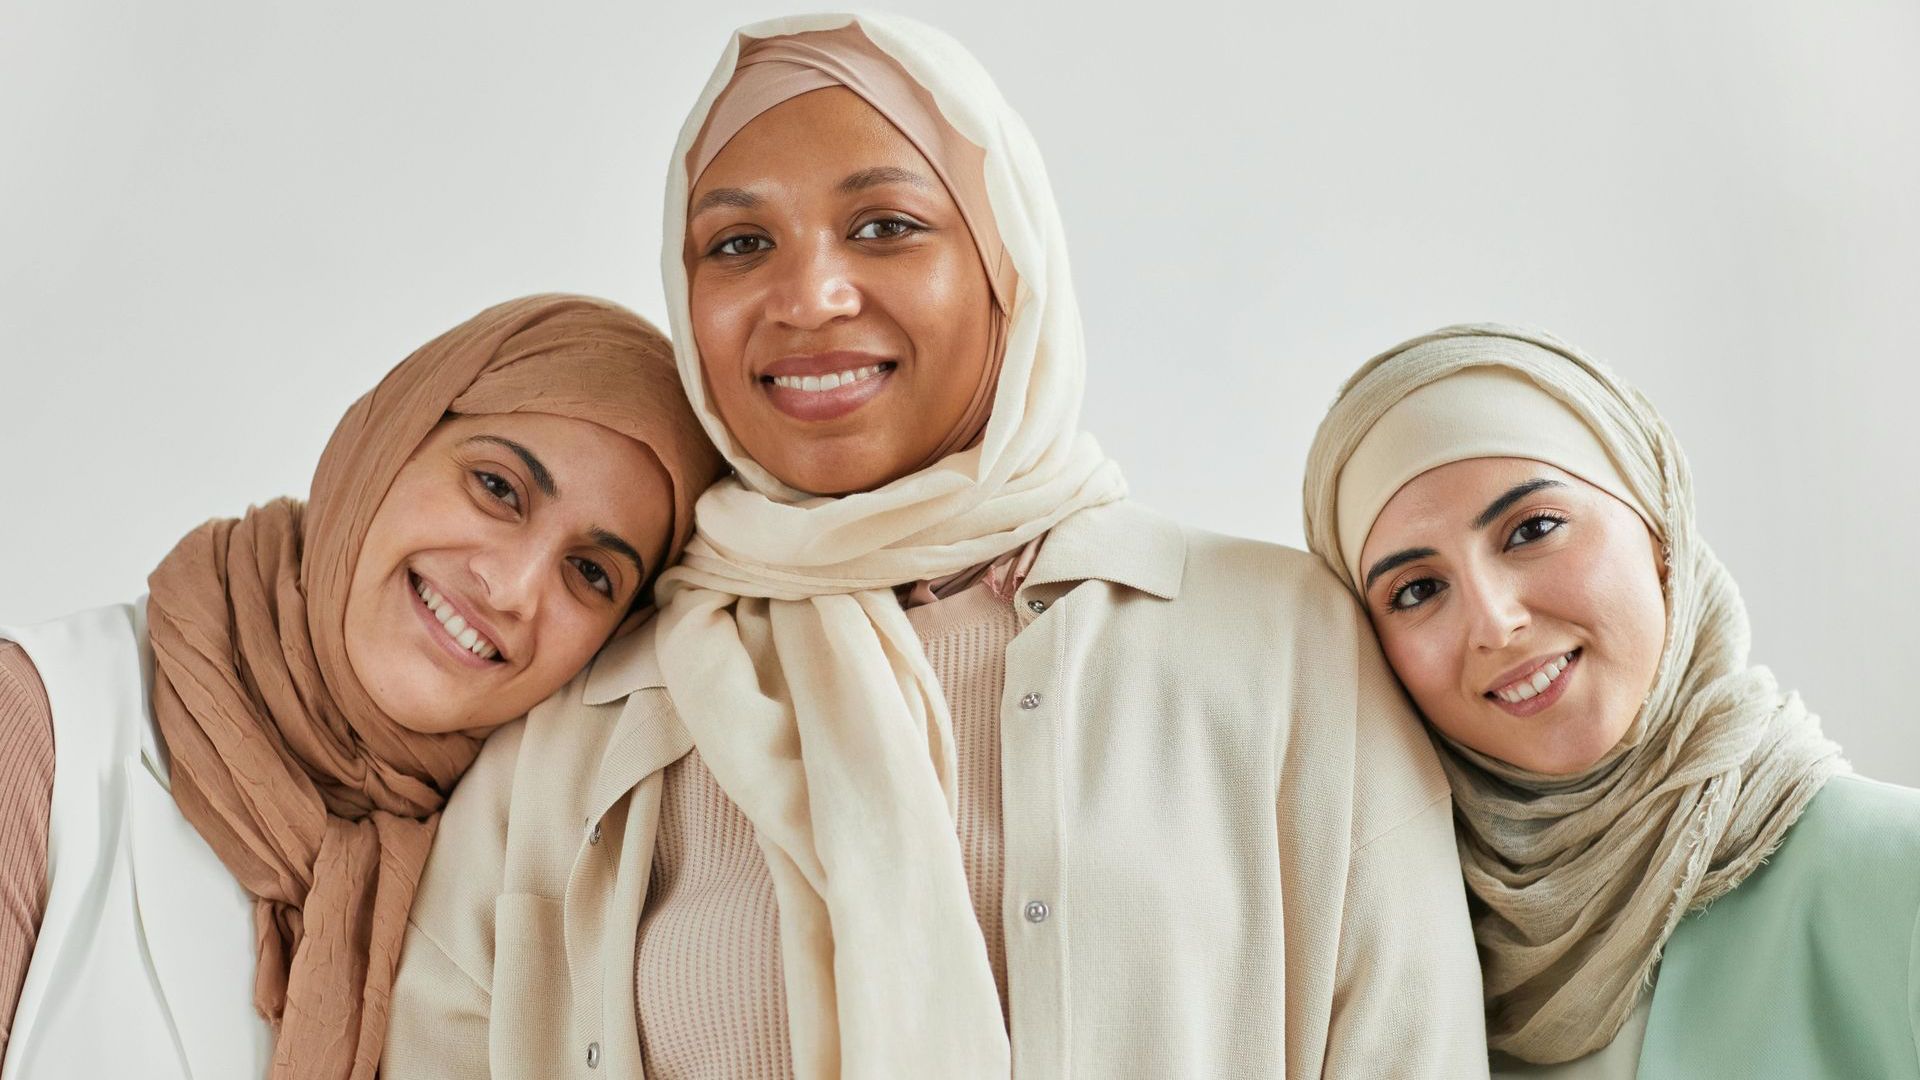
[
  {"xmin": 635, "ymin": 580, "xmax": 1016, "ymax": 1077},
  {"xmin": 0, "ymin": 641, "xmax": 53, "ymax": 1057},
  {"xmin": 385, "ymin": 502, "xmax": 1490, "ymax": 1080}
]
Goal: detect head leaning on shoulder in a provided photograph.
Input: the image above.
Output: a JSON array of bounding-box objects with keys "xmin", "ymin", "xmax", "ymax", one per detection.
[
  {"xmin": 1301, "ymin": 327, "xmax": 1851, "ymax": 1064},
  {"xmin": 1301, "ymin": 324, "xmax": 1684, "ymax": 778},
  {"xmin": 151, "ymin": 293, "xmax": 725, "ymax": 747}
]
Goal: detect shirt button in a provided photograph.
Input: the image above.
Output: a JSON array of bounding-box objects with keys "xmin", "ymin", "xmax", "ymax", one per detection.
[
  {"xmin": 1026, "ymin": 598, "xmax": 1048, "ymax": 614},
  {"xmin": 587, "ymin": 821, "xmax": 602, "ymax": 845},
  {"xmin": 1024, "ymin": 900, "xmax": 1051, "ymax": 924},
  {"xmin": 1019, "ymin": 692, "xmax": 1043, "ymax": 710},
  {"xmin": 586, "ymin": 1041, "xmax": 601, "ymax": 1068}
]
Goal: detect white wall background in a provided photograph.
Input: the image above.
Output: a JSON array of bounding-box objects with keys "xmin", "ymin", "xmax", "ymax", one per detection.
[{"xmin": 3, "ymin": 2, "xmax": 1915, "ymax": 777}]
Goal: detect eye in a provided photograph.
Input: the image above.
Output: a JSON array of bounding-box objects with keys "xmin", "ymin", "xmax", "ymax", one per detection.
[
  {"xmin": 1506, "ymin": 513, "xmax": 1567, "ymax": 549},
  {"xmin": 570, "ymin": 556, "xmax": 614, "ymax": 598},
  {"xmin": 711, "ymin": 234, "xmax": 771, "ymax": 258},
  {"xmin": 851, "ymin": 216, "xmax": 922, "ymax": 241},
  {"xmin": 475, "ymin": 470, "xmax": 519, "ymax": 510},
  {"xmin": 1387, "ymin": 577, "xmax": 1446, "ymax": 612}
]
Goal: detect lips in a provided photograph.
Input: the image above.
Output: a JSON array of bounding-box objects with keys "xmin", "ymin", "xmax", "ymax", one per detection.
[
  {"xmin": 1484, "ymin": 648, "xmax": 1582, "ymax": 717},
  {"xmin": 408, "ymin": 571, "xmax": 506, "ymax": 668},
  {"xmin": 758, "ymin": 350, "xmax": 897, "ymax": 422}
]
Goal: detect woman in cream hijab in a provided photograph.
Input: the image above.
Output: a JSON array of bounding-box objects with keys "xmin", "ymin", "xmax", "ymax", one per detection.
[
  {"xmin": 0, "ymin": 295, "xmax": 721, "ymax": 1080},
  {"xmin": 386, "ymin": 13, "xmax": 1485, "ymax": 1079},
  {"xmin": 1302, "ymin": 323, "xmax": 1919, "ymax": 1078}
]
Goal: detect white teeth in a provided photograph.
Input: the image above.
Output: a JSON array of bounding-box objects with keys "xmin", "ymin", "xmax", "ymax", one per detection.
[
  {"xmin": 770, "ymin": 364, "xmax": 886, "ymax": 392},
  {"xmin": 1495, "ymin": 651, "xmax": 1576, "ymax": 704},
  {"xmin": 411, "ymin": 575, "xmax": 501, "ymax": 661}
]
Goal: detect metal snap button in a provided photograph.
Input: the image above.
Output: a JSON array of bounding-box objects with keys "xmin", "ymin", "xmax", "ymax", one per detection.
[
  {"xmin": 1024, "ymin": 900, "xmax": 1050, "ymax": 924},
  {"xmin": 1019, "ymin": 692, "xmax": 1043, "ymax": 710}
]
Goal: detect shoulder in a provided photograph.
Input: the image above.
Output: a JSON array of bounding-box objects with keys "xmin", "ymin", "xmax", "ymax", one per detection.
[
  {"xmin": 1059, "ymin": 507, "xmax": 1448, "ymax": 840},
  {"xmin": 1772, "ymin": 773, "xmax": 1920, "ymax": 879},
  {"xmin": 1704, "ymin": 773, "xmax": 1920, "ymax": 946},
  {"xmin": 1176, "ymin": 520, "xmax": 1361, "ymax": 620},
  {"xmin": 1179, "ymin": 527, "xmax": 1450, "ymax": 848}
]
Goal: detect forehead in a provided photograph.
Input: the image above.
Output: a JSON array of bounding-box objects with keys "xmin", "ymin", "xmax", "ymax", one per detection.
[
  {"xmin": 1363, "ymin": 457, "xmax": 1577, "ymax": 555},
  {"xmin": 692, "ymin": 86, "xmax": 931, "ymax": 194}
]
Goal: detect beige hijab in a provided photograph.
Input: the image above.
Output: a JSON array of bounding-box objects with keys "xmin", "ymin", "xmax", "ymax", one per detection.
[
  {"xmin": 652, "ymin": 14, "xmax": 1126, "ymax": 1078},
  {"xmin": 145, "ymin": 294, "xmax": 722, "ymax": 1080},
  {"xmin": 1301, "ymin": 323, "xmax": 1847, "ymax": 1063}
]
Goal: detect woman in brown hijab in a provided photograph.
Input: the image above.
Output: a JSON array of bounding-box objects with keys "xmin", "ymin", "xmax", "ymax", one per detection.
[{"xmin": 0, "ymin": 293, "xmax": 723, "ymax": 1080}]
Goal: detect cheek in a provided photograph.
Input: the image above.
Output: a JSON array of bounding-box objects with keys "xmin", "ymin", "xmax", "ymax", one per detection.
[
  {"xmin": 691, "ymin": 280, "xmax": 755, "ymax": 395},
  {"xmin": 343, "ymin": 491, "xmax": 414, "ymax": 624},
  {"xmin": 1565, "ymin": 529, "xmax": 1668, "ymax": 668},
  {"xmin": 891, "ymin": 251, "xmax": 991, "ymax": 379},
  {"xmin": 522, "ymin": 604, "xmax": 619, "ymax": 686},
  {"xmin": 691, "ymin": 278, "xmax": 749, "ymax": 367},
  {"xmin": 1379, "ymin": 623, "xmax": 1462, "ymax": 721}
]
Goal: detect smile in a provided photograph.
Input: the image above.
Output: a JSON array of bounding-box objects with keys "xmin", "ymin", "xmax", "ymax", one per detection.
[
  {"xmin": 758, "ymin": 353, "xmax": 897, "ymax": 422},
  {"xmin": 1487, "ymin": 649, "xmax": 1579, "ymax": 704},
  {"xmin": 410, "ymin": 572, "xmax": 503, "ymax": 662},
  {"xmin": 765, "ymin": 363, "xmax": 890, "ymax": 392}
]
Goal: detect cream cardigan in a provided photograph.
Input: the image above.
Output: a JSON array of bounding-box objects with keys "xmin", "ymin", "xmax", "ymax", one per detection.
[{"xmin": 382, "ymin": 502, "xmax": 1487, "ymax": 1079}]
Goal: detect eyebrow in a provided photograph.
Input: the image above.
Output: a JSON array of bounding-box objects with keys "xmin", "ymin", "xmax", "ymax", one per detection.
[
  {"xmin": 688, "ymin": 186, "xmax": 761, "ymax": 217},
  {"xmin": 837, "ymin": 165, "xmax": 933, "ymax": 193},
  {"xmin": 590, "ymin": 526, "xmax": 648, "ymax": 579},
  {"xmin": 1472, "ymin": 478, "xmax": 1566, "ymax": 529},
  {"xmin": 467, "ymin": 436, "xmax": 556, "ymax": 497},
  {"xmin": 1364, "ymin": 547, "xmax": 1439, "ymax": 591}
]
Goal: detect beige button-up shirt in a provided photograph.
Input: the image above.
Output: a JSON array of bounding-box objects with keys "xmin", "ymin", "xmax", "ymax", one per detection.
[{"xmin": 383, "ymin": 502, "xmax": 1487, "ymax": 1079}]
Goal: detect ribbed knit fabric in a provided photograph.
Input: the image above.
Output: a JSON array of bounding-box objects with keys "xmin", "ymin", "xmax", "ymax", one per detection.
[
  {"xmin": 635, "ymin": 581, "xmax": 1018, "ymax": 1078},
  {"xmin": 0, "ymin": 641, "xmax": 53, "ymax": 1056}
]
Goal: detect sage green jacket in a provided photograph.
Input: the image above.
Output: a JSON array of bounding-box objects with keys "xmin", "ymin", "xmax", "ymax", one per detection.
[{"xmin": 1499, "ymin": 772, "xmax": 1920, "ymax": 1080}]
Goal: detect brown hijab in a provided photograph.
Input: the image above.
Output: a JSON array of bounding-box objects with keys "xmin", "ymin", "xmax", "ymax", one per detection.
[{"xmin": 144, "ymin": 294, "xmax": 723, "ymax": 1080}]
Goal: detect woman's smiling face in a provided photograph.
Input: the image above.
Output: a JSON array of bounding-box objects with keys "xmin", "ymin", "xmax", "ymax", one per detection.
[
  {"xmin": 1358, "ymin": 457, "xmax": 1669, "ymax": 775},
  {"xmin": 342, "ymin": 411, "xmax": 674, "ymax": 734},
  {"xmin": 685, "ymin": 85, "xmax": 994, "ymax": 496}
]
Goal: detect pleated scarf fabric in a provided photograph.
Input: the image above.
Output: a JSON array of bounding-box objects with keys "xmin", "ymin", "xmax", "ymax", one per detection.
[
  {"xmin": 651, "ymin": 14, "xmax": 1126, "ymax": 1077},
  {"xmin": 145, "ymin": 294, "xmax": 721, "ymax": 1080},
  {"xmin": 1301, "ymin": 324, "xmax": 1847, "ymax": 1063}
]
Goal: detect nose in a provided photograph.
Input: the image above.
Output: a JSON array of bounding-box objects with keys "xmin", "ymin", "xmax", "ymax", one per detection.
[
  {"xmin": 768, "ymin": 233, "xmax": 861, "ymax": 329},
  {"xmin": 1460, "ymin": 566, "xmax": 1530, "ymax": 653},
  {"xmin": 469, "ymin": 537, "xmax": 547, "ymax": 622}
]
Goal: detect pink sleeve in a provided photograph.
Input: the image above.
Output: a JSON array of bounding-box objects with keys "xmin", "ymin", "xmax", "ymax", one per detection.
[{"xmin": 0, "ymin": 640, "xmax": 53, "ymax": 1055}]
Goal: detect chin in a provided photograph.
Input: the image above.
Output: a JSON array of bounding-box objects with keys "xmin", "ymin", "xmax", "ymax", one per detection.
[{"xmin": 773, "ymin": 451, "xmax": 900, "ymax": 497}]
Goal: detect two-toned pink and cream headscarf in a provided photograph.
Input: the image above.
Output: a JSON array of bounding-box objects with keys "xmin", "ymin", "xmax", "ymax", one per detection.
[
  {"xmin": 1302, "ymin": 324, "xmax": 1846, "ymax": 1063},
  {"xmin": 649, "ymin": 13, "xmax": 1126, "ymax": 1078}
]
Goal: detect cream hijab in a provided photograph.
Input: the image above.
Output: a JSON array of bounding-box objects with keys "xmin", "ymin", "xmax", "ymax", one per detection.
[
  {"xmin": 651, "ymin": 14, "xmax": 1126, "ymax": 1078},
  {"xmin": 1301, "ymin": 324, "xmax": 1847, "ymax": 1064}
]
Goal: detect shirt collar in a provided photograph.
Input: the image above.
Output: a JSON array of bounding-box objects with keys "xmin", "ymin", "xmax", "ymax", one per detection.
[
  {"xmin": 579, "ymin": 498, "xmax": 1184, "ymax": 707},
  {"xmin": 1022, "ymin": 500, "xmax": 1185, "ymax": 601},
  {"xmin": 583, "ymin": 618, "xmax": 666, "ymax": 705}
]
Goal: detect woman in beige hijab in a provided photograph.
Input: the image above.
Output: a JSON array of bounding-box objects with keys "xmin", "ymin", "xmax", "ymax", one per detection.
[
  {"xmin": 0, "ymin": 294, "xmax": 722, "ymax": 1080},
  {"xmin": 386, "ymin": 13, "xmax": 1485, "ymax": 1079},
  {"xmin": 1303, "ymin": 324, "xmax": 1918, "ymax": 1078}
]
